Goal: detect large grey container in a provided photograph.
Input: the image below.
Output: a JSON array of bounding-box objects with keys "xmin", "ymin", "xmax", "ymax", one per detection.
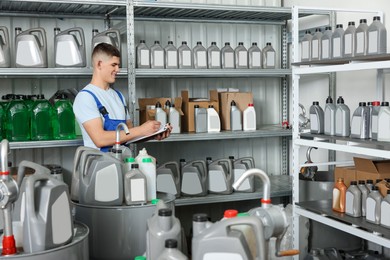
[
  {"xmin": 74, "ymin": 193, "xmax": 175, "ymax": 260},
  {"xmin": 92, "ymin": 28, "xmax": 121, "ymax": 51},
  {"xmin": 367, "ymin": 16, "xmax": 387, "ymax": 55},
  {"xmin": 0, "ymin": 222, "xmax": 89, "ymax": 260},
  {"xmin": 0, "ymin": 26, "xmax": 10, "ymax": 67},
  {"xmin": 332, "ymin": 24, "xmax": 344, "ymax": 59},
  {"xmin": 309, "ymin": 101, "xmax": 324, "ymax": 134},
  {"xmin": 354, "ymin": 19, "xmax": 369, "ymax": 56},
  {"xmin": 15, "ymin": 27, "xmax": 47, "ymax": 68},
  {"xmin": 343, "ymin": 21, "xmax": 356, "ymax": 58},
  {"xmin": 157, "ymin": 161, "xmax": 181, "ymax": 197},
  {"xmin": 311, "ymin": 28, "xmax": 322, "ymax": 61},
  {"xmin": 335, "ymin": 96, "xmax": 350, "ymax": 137},
  {"xmin": 350, "ymin": 102, "xmax": 370, "ymax": 139},
  {"xmin": 180, "ymin": 159, "xmax": 208, "ymax": 197},
  {"xmin": 54, "ymin": 27, "xmax": 86, "ymax": 67},
  {"xmin": 206, "ymin": 157, "xmax": 233, "ymax": 194},
  {"xmin": 301, "ymin": 30, "xmax": 312, "ymax": 62},
  {"xmin": 320, "ymin": 26, "xmax": 333, "ymax": 60}
]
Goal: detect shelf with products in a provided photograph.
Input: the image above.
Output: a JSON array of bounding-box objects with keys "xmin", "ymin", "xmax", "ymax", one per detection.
[
  {"xmin": 176, "ymin": 174, "xmax": 291, "ymax": 206},
  {"xmin": 291, "ymin": 6, "xmax": 390, "ymax": 256},
  {"xmin": 0, "ymin": 68, "xmax": 130, "ymax": 78},
  {"xmin": 147, "ymin": 125, "xmax": 291, "ymax": 143},
  {"xmin": 8, "ymin": 137, "xmax": 83, "ymax": 150}
]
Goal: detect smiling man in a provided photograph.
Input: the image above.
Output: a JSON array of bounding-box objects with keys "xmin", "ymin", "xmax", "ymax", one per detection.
[{"xmin": 73, "ymin": 43, "xmax": 170, "ymax": 151}]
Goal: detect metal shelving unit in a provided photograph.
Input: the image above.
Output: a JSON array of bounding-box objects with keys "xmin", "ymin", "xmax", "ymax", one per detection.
[
  {"xmin": 291, "ymin": 6, "xmax": 390, "ymax": 258},
  {"xmin": 9, "ymin": 138, "xmax": 83, "ymax": 149}
]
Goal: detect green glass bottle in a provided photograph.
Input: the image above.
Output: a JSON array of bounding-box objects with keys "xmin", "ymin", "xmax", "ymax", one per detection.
[
  {"xmin": 53, "ymin": 94, "xmax": 76, "ymax": 140},
  {"xmin": 5, "ymin": 95, "xmax": 30, "ymax": 141},
  {"xmin": 31, "ymin": 94, "xmax": 54, "ymax": 140}
]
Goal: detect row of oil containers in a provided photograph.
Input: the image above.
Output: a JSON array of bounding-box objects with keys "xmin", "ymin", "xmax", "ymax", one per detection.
[
  {"xmin": 0, "ymin": 26, "xmax": 120, "ymax": 68},
  {"xmin": 309, "ymin": 96, "xmax": 390, "ymax": 141},
  {"xmin": 70, "ymin": 146, "xmax": 258, "ymax": 207},
  {"xmin": 300, "ymin": 16, "xmax": 386, "ymax": 61},
  {"xmin": 0, "ymin": 93, "xmax": 76, "ymax": 141}
]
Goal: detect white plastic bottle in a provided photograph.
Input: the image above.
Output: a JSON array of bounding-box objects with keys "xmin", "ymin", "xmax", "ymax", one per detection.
[
  {"xmin": 169, "ymin": 103, "xmax": 181, "ymax": 134},
  {"xmin": 332, "ymin": 24, "xmax": 344, "ymax": 59},
  {"xmin": 377, "ymin": 101, "xmax": 390, "ymax": 141},
  {"xmin": 309, "ymin": 101, "xmax": 324, "ymax": 134},
  {"xmin": 343, "ymin": 21, "xmax": 356, "ymax": 58},
  {"xmin": 193, "ymin": 41, "xmax": 207, "ymax": 69},
  {"xmin": 301, "ymin": 30, "xmax": 312, "ymax": 62},
  {"xmin": 350, "ymin": 102, "xmax": 370, "ymax": 139},
  {"xmin": 155, "ymin": 101, "xmax": 167, "ymax": 126},
  {"xmin": 324, "ymin": 96, "xmax": 336, "ymax": 136},
  {"xmin": 207, "ymin": 42, "xmax": 221, "ymax": 69},
  {"xmin": 164, "ymin": 41, "xmax": 178, "ymax": 69},
  {"xmin": 248, "ymin": 42, "xmax": 262, "ymax": 69},
  {"xmin": 367, "ymin": 16, "xmax": 387, "ymax": 55},
  {"xmin": 262, "ymin": 42, "xmax": 275, "ymax": 69},
  {"xmin": 136, "ymin": 40, "xmax": 150, "ymax": 68},
  {"xmin": 370, "ymin": 101, "xmax": 380, "ymax": 139},
  {"xmin": 321, "ymin": 26, "xmax": 333, "ymax": 60},
  {"xmin": 178, "ymin": 41, "xmax": 192, "ymax": 69},
  {"xmin": 235, "ymin": 42, "xmax": 248, "ymax": 69},
  {"xmin": 354, "ymin": 19, "xmax": 369, "ymax": 56},
  {"xmin": 207, "ymin": 105, "xmax": 220, "ymax": 132},
  {"xmin": 335, "ymin": 96, "xmax": 350, "ymax": 137},
  {"xmin": 243, "ymin": 103, "xmax": 256, "ymax": 131},
  {"xmin": 156, "ymin": 239, "xmax": 188, "ymax": 260},
  {"xmin": 311, "ymin": 28, "xmax": 322, "ymax": 61},
  {"xmin": 345, "ymin": 181, "xmax": 362, "ymax": 217},
  {"xmin": 366, "ymin": 186, "xmax": 382, "ymax": 224},
  {"xmin": 357, "ymin": 180, "xmax": 370, "ymax": 217},
  {"xmin": 221, "ymin": 42, "xmax": 235, "ymax": 69},
  {"xmin": 230, "ymin": 100, "xmax": 242, "ymax": 131},
  {"xmin": 150, "ymin": 40, "xmax": 165, "ymax": 69},
  {"xmin": 137, "ymin": 151, "xmax": 157, "ymax": 202},
  {"xmin": 380, "ymin": 190, "xmax": 390, "ymax": 228}
]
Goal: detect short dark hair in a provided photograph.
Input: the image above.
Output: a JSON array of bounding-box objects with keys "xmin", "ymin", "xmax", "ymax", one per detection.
[{"xmin": 92, "ymin": 43, "xmax": 120, "ymax": 59}]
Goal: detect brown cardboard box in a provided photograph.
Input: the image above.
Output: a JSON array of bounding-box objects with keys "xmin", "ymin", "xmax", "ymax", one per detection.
[
  {"xmin": 218, "ymin": 92, "xmax": 253, "ymax": 130},
  {"xmin": 376, "ymin": 180, "xmax": 390, "ymax": 197},
  {"xmin": 334, "ymin": 166, "xmax": 356, "ymax": 187},
  {"xmin": 181, "ymin": 90, "xmax": 219, "ymax": 132},
  {"xmin": 138, "ymin": 97, "xmax": 183, "ymax": 125},
  {"xmin": 354, "ymin": 157, "xmax": 390, "ymax": 183}
]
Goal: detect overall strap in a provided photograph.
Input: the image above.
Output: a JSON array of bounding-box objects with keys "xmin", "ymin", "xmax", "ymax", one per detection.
[
  {"xmin": 113, "ymin": 89, "xmax": 128, "ymax": 115},
  {"xmin": 81, "ymin": 89, "xmax": 109, "ymax": 116}
]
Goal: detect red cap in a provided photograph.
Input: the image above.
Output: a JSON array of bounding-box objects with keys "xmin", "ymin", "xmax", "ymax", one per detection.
[
  {"xmin": 0, "ymin": 171, "xmax": 9, "ymax": 176},
  {"xmin": 261, "ymin": 198, "xmax": 272, "ymax": 204},
  {"xmin": 248, "ymin": 103, "xmax": 254, "ymax": 107},
  {"xmin": 2, "ymin": 235, "xmax": 16, "ymax": 255},
  {"xmin": 372, "ymin": 101, "xmax": 380, "ymax": 106},
  {"xmin": 224, "ymin": 209, "xmax": 238, "ymax": 218}
]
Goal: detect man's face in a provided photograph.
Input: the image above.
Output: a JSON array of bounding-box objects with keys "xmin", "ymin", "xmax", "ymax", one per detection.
[{"xmin": 98, "ymin": 55, "xmax": 120, "ymax": 84}]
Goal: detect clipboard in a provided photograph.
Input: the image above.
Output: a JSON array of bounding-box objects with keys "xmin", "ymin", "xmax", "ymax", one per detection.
[{"xmin": 125, "ymin": 123, "xmax": 169, "ymax": 144}]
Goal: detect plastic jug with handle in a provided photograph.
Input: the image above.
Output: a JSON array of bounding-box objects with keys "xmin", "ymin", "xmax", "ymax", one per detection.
[
  {"xmin": 180, "ymin": 159, "xmax": 208, "ymax": 197},
  {"xmin": 230, "ymin": 156, "xmax": 255, "ymax": 193},
  {"xmin": 78, "ymin": 149, "xmax": 123, "ymax": 206},
  {"xmin": 15, "ymin": 27, "xmax": 47, "ymax": 67},
  {"xmin": 0, "ymin": 26, "xmax": 10, "ymax": 67},
  {"xmin": 54, "ymin": 27, "xmax": 86, "ymax": 67},
  {"xmin": 23, "ymin": 169, "xmax": 73, "ymax": 253},
  {"xmin": 206, "ymin": 157, "xmax": 233, "ymax": 194},
  {"xmin": 157, "ymin": 161, "xmax": 181, "ymax": 197},
  {"xmin": 92, "ymin": 28, "xmax": 121, "ymax": 52},
  {"xmin": 70, "ymin": 146, "xmax": 96, "ymax": 201},
  {"xmin": 192, "ymin": 213, "xmax": 267, "ymax": 260}
]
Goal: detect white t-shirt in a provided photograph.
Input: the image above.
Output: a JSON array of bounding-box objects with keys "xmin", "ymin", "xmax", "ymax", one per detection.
[{"xmin": 73, "ymin": 84, "xmax": 130, "ymax": 149}]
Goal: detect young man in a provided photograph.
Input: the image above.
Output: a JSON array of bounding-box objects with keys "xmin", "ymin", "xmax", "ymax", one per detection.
[{"xmin": 73, "ymin": 43, "xmax": 170, "ymax": 151}]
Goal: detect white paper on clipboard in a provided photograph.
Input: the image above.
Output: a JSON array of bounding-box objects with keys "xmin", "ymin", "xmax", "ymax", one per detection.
[{"xmin": 126, "ymin": 124, "xmax": 169, "ymax": 144}]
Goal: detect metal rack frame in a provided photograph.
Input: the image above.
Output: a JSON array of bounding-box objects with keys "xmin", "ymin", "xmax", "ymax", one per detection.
[{"xmin": 291, "ymin": 6, "xmax": 390, "ymax": 258}]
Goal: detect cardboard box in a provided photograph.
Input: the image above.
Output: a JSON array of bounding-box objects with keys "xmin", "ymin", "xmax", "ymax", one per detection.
[
  {"xmin": 376, "ymin": 180, "xmax": 390, "ymax": 197},
  {"xmin": 181, "ymin": 90, "xmax": 219, "ymax": 132},
  {"xmin": 218, "ymin": 92, "xmax": 253, "ymax": 130},
  {"xmin": 354, "ymin": 157, "xmax": 390, "ymax": 182},
  {"xmin": 334, "ymin": 166, "xmax": 356, "ymax": 187},
  {"xmin": 138, "ymin": 97, "xmax": 183, "ymax": 125}
]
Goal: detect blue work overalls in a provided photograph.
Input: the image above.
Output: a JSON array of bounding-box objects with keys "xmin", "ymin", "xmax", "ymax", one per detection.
[{"xmin": 82, "ymin": 89, "xmax": 127, "ymax": 152}]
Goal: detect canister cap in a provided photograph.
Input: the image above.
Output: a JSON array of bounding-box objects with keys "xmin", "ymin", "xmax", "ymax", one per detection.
[
  {"xmin": 359, "ymin": 102, "xmax": 366, "ymax": 106},
  {"xmin": 229, "ymin": 156, "xmax": 235, "ymax": 160},
  {"xmin": 237, "ymin": 212, "xmax": 250, "ymax": 217},
  {"xmin": 350, "ymin": 181, "xmax": 357, "ymax": 186},
  {"xmin": 131, "ymin": 164, "xmax": 139, "ymax": 169},
  {"xmin": 312, "ymin": 101, "xmax": 319, "ymax": 106},
  {"xmin": 373, "ymin": 16, "xmax": 381, "ymax": 21},
  {"xmin": 382, "ymin": 101, "xmax": 389, "ymax": 106},
  {"xmin": 231, "ymin": 100, "xmax": 237, "ymax": 106},
  {"xmin": 315, "ymin": 28, "xmax": 322, "ymax": 32},
  {"xmin": 372, "ymin": 101, "xmax": 380, "ymax": 106},
  {"xmin": 134, "ymin": 256, "xmax": 146, "ymax": 260},
  {"xmin": 326, "ymin": 96, "xmax": 333, "ymax": 104},
  {"xmin": 142, "ymin": 158, "xmax": 153, "ymax": 163},
  {"xmin": 154, "ymin": 40, "xmax": 160, "ymax": 44},
  {"xmin": 336, "ymin": 24, "xmax": 343, "ymax": 28},
  {"xmin": 194, "ymin": 104, "xmax": 200, "ymax": 108},
  {"xmin": 211, "ymin": 41, "xmax": 217, "ymax": 45},
  {"xmin": 165, "ymin": 239, "xmax": 178, "ymax": 249},
  {"xmin": 158, "ymin": 208, "xmax": 172, "ymax": 217},
  {"xmin": 372, "ymin": 186, "xmax": 379, "ymax": 191},
  {"xmin": 224, "ymin": 209, "xmax": 238, "ymax": 218},
  {"xmin": 225, "ymin": 42, "xmax": 230, "ymax": 45},
  {"xmin": 305, "ymin": 30, "xmax": 311, "ymax": 34},
  {"xmin": 238, "ymin": 42, "xmax": 244, "ymax": 45},
  {"xmin": 208, "ymin": 105, "xmax": 214, "ymax": 108},
  {"xmin": 367, "ymin": 179, "xmax": 374, "ymax": 184},
  {"xmin": 151, "ymin": 199, "xmax": 159, "ymax": 205},
  {"xmin": 193, "ymin": 213, "xmax": 209, "ymax": 222},
  {"xmin": 360, "ymin": 19, "xmax": 367, "ymax": 23},
  {"xmin": 124, "ymin": 157, "xmax": 135, "ymax": 163},
  {"xmin": 182, "ymin": 41, "xmax": 187, "ymax": 44},
  {"xmin": 197, "ymin": 41, "xmax": 202, "ymax": 45},
  {"xmin": 348, "ymin": 21, "xmax": 355, "ymax": 26},
  {"xmin": 325, "ymin": 26, "xmax": 332, "ymax": 30},
  {"xmin": 248, "ymin": 103, "xmax": 254, "ymax": 107},
  {"xmin": 358, "ymin": 180, "xmax": 365, "ymax": 185},
  {"xmin": 155, "ymin": 101, "xmax": 162, "ymax": 108},
  {"xmin": 337, "ymin": 96, "xmax": 344, "ymax": 104},
  {"xmin": 252, "ymin": 42, "xmax": 257, "ymax": 45},
  {"xmin": 140, "ymin": 40, "xmax": 146, "ymax": 43},
  {"xmin": 266, "ymin": 42, "xmax": 272, "ymax": 46},
  {"xmin": 168, "ymin": 41, "xmax": 173, "ymax": 44}
]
